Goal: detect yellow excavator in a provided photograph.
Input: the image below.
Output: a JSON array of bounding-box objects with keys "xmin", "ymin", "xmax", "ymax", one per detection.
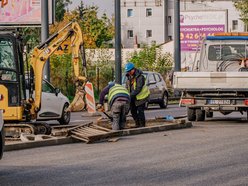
[{"xmin": 0, "ymin": 20, "xmax": 87, "ymax": 138}]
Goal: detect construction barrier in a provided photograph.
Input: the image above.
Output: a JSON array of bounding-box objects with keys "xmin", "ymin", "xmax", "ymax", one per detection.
[{"xmin": 85, "ymin": 82, "xmax": 96, "ymax": 113}]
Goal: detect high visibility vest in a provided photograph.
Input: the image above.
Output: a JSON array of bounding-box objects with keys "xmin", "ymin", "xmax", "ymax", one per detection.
[
  {"xmin": 108, "ymin": 84, "xmax": 130, "ymax": 105},
  {"xmin": 133, "ymin": 76, "xmax": 150, "ymax": 100}
]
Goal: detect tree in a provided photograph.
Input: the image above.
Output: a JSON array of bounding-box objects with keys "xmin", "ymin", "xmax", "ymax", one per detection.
[
  {"xmin": 55, "ymin": 0, "xmax": 72, "ymax": 22},
  {"xmin": 127, "ymin": 44, "xmax": 173, "ymax": 75},
  {"xmin": 49, "ymin": 3, "xmax": 115, "ymax": 100},
  {"xmin": 234, "ymin": 1, "xmax": 248, "ymax": 26}
]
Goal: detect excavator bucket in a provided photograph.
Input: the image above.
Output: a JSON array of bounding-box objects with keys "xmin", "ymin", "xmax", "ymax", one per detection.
[{"xmin": 68, "ymin": 88, "xmax": 86, "ymax": 112}]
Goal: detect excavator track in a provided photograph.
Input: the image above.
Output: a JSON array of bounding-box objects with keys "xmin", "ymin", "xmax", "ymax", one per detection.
[{"xmin": 4, "ymin": 123, "xmax": 52, "ymax": 140}]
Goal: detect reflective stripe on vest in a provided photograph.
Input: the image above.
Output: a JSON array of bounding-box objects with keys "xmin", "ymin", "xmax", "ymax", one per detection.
[
  {"xmin": 108, "ymin": 84, "xmax": 130, "ymax": 104},
  {"xmin": 134, "ymin": 77, "xmax": 150, "ymax": 100}
]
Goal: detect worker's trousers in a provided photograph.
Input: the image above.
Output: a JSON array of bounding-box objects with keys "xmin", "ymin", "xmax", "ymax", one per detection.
[{"xmin": 110, "ymin": 100, "xmax": 130, "ymax": 130}]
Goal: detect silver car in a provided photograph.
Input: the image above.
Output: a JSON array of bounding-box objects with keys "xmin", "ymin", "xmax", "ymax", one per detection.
[
  {"xmin": 123, "ymin": 71, "xmax": 169, "ymax": 109},
  {"xmin": 26, "ymin": 79, "xmax": 71, "ymax": 125}
]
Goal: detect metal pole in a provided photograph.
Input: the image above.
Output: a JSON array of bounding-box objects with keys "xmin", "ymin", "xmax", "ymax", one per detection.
[
  {"xmin": 41, "ymin": 0, "xmax": 50, "ymax": 81},
  {"xmin": 115, "ymin": 0, "xmax": 122, "ymax": 84},
  {"xmin": 174, "ymin": 0, "xmax": 181, "ymax": 72},
  {"xmin": 164, "ymin": 0, "xmax": 169, "ymax": 42},
  {"xmin": 97, "ymin": 67, "xmax": 99, "ymax": 95}
]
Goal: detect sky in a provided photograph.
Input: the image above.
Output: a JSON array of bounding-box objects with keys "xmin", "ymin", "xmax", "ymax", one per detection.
[{"xmin": 69, "ymin": 0, "xmax": 114, "ymax": 17}]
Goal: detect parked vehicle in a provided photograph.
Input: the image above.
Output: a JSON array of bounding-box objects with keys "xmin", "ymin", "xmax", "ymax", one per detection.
[
  {"xmin": 123, "ymin": 71, "xmax": 169, "ymax": 109},
  {"xmin": 174, "ymin": 32, "xmax": 248, "ymax": 121},
  {"xmin": 33, "ymin": 79, "xmax": 71, "ymax": 125},
  {"xmin": 0, "ymin": 109, "xmax": 4, "ymax": 160}
]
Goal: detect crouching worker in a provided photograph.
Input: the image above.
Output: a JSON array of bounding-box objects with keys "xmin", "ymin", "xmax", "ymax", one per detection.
[{"xmin": 97, "ymin": 82, "xmax": 130, "ymax": 130}]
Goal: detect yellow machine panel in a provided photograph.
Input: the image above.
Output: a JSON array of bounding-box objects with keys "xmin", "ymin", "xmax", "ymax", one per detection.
[{"xmin": 0, "ymin": 85, "xmax": 23, "ymax": 121}]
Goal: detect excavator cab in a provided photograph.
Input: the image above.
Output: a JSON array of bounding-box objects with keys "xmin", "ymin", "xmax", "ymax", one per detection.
[{"xmin": 0, "ymin": 33, "xmax": 28, "ymax": 122}]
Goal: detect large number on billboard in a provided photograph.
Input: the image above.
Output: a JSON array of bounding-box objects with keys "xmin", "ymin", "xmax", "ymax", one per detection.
[{"xmin": 180, "ymin": 10, "xmax": 227, "ymax": 51}]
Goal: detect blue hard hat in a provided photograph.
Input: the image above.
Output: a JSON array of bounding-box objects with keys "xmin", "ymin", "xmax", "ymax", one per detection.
[{"xmin": 125, "ymin": 62, "xmax": 135, "ymax": 72}]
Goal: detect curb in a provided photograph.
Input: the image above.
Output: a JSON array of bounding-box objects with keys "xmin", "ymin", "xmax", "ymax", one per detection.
[
  {"xmin": 4, "ymin": 121, "xmax": 192, "ymax": 151},
  {"xmin": 5, "ymin": 137, "xmax": 75, "ymax": 152}
]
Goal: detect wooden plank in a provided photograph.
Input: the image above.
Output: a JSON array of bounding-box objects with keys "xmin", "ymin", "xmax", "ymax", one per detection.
[
  {"xmin": 67, "ymin": 122, "xmax": 93, "ymax": 131},
  {"xmin": 71, "ymin": 134, "xmax": 89, "ymax": 143},
  {"xmin": 71, "ymin": 130, "xmax": 90, "ymax": 139},
  {"xmin": 82, "ymin": 127, "xmax": 107, "ymax": 135},
  {"xmin": 72, "ymin": 128, "xmax": 93, "ymax": 137},
  {"xmin": 91, "ymin": 124, "xmax": 112, "ymax": 132}
]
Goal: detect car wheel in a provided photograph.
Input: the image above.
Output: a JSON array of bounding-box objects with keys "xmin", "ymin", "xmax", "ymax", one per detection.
[
  {"xmin": 159, "ymin": 92, "xmax": 168, "ymax": 109},
  {"xmin": 58, "ymin": 104, "xmax": 71, "ymax": 125},
  {"xmin": 206, "ymin": 111, "xmax": 213, "ymax": 118},
  {"xmin": 196, "ymin": 109, "xmax": 205, "ymax": 121},
  {"xmin": 187, "ymin": 107, "xmax": 196, "ymax": 121}
]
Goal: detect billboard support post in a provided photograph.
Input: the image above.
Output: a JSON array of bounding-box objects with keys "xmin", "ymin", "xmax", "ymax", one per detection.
[
  {"xmin": 41, "ymin": 0, "xmax": 50, "ymax": 82},
  {"xmin": 174, "ymin": 0, "xmax": 181, "ymax": 72},
  {"xmin": 115, "ymin": 0, "xmax": 122, "ymax": 84}
]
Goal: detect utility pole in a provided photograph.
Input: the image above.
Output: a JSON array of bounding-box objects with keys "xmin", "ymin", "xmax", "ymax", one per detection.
[
  {"xmin": 164, "ymin": 0, "xmax": 169, "ymax": 42},
  {"xmin": 115, "ymin": 0, "xmax": 122, "ymax": 84},
  {"xmin": 41, "ymin": 0, "xmax": 50, "ymax": 81},
  {"xmin": 174, "ymin": 0, "xmax": 181, "ymax": 72}
]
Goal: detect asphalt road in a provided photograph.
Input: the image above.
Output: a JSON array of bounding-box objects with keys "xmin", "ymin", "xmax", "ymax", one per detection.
[{"xmin": 1, "ymin": 105, "xmax": 248, "ymax": 186}]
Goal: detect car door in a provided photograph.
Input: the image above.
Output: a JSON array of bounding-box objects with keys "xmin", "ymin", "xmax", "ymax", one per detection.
[
  {"xmin": 147, "ymin": 73, "xmax": 158, "ymax": 101},
  {"xmin": 38, "ymin": 80, "xmax": 63, "ymax": 119},
  {"xmin": 154, "ymin": 73, "xmax": 165, "ymax": 100}
]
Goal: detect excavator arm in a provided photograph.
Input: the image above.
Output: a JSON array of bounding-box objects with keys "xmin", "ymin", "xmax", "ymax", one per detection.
[{"xmin": 29, "ymin": 20, "xmax": 86, "ymax": 119}]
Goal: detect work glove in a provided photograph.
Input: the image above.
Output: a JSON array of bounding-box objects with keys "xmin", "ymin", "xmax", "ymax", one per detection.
[{"xmin": 96, "ymin": 104, "xmax": 104, "ymax": 112}]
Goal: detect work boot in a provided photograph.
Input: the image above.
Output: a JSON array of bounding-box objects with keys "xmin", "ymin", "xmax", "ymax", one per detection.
[
  {"xmin": 134, "ymin": 120, "xmax": 140, "ymax": 128},
  {"xmin": 139, "ymin": 120, "xmax": 146, "ymax": 127}
]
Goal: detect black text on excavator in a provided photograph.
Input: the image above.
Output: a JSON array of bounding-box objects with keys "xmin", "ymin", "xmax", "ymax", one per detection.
[{"xmin": 0, "ymin": 20, "xmax": 87, "ymax": 139}]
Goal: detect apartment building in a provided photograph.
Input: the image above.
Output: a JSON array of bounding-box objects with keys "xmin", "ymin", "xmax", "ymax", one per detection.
[
  {"xmin": 121, "ymin": 0, "xmax": 245, "ymax": 68},
  {"xmin": 121, "ymin": 0, "xmax": 244, "ymax": 48}
]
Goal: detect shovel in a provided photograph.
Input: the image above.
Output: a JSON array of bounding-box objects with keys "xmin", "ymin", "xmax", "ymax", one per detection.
[{"xmin": 102, "ymin": 111, "xmax": 113, "ymax": 122}]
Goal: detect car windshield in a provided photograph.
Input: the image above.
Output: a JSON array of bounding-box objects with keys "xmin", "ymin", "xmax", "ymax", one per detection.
[{"xmin": 208, "ymin": 44, "xmax": 247, "ymax": 61}]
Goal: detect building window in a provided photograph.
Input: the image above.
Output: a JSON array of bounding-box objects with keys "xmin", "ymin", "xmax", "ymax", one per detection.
[
  {"xmin": 127, "ymin": 9, "xmax": 133, "ymax": 17},
  {"xmin": 128, "ymin": 30, "xmax": 133, "ymax": 38},
  {"xmin": 146, "ymin": 8, "xmax": 152, "ymax": 17},
  {"xmin": 168, "ymin": 16, "xmax": 172, "ymax": 24},
  {"xmin": 146, "ymin": 30, "xmax": 152, "ymax": 38},
  {"xmin": 232, "ymin": 20, "xmax": 238, "ymax": 30},
  {"xmin": 168, "ymin": 36, "xmax": 172, "ymax": 40},
  {"xmin": 155, "ymin": 0, "xmax": 162, "ymax": 6}
]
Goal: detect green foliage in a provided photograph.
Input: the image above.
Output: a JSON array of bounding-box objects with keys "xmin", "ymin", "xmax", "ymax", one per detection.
[
  {"xmin": 50, "ymin": 54, "xmax": 75, "ymax": 97},
  {"xmin": 127, "ymin": 44, "xmax": 173, "ymax": 76},
  {"xmin": 49, "ymin": 4, "xmax": 114, "ymax": 99},
  {"xmin": 234, "ymin": 1, "xmax": 248, "ymax": 26},
  {"xmin": 55, "ymin": 0, "xmax": 72, "ymax": 22},
  {"xmin": 78, "ymin": 3, "xmax": 114, "ymax": 48}
]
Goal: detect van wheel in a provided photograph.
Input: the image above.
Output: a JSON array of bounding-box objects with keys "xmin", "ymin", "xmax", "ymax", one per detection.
[
  {"xmin": 187, "ymin": 107, "xmax": 196, "ymax": 121},
  {"xmin": 58, "ymin": 104, "xmax": 71, "ymax": 125},
  {"xmin": 159, "ymin": 92, "xmax": 168, "ymax": 109},
  {"xmin": 196, "ymin": 109, "xmax": 205, "ymax": 121}
]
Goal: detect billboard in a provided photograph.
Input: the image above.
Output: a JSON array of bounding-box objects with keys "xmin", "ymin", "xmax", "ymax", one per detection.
[
  {"xmin": 180, "ymin": 10, "xmax": 227, "ymax": 51},
  {"xmin": 0, "ymin": 0, "xmax": 54, "ymax": 25}
]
